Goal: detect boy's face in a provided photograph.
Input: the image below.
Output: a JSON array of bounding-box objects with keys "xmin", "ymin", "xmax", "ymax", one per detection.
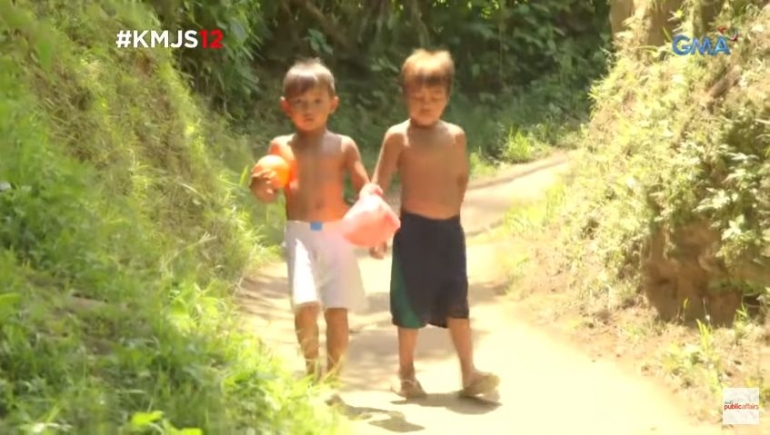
[
  {"xmin": 281, "ymin": 86, "xmax": 339, "ymax": 132},
  {"xmin": 405, "ymin": 85, "xmax": 448, "ymax": 126}
]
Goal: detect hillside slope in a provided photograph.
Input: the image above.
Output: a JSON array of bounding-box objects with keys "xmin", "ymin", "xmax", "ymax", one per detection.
[
  {"xmin": 564, "ymin": 0, "xmax": 769, "ymax": 324},
  {"xmin": 0, "ymin": 0, "xmax": 334, "ymax": 432},
  {"xmin": 509, "ymin": 0, "xmax": 769, "ymax": 414}
]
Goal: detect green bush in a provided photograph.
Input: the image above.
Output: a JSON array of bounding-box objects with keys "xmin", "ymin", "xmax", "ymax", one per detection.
[
  {"xmin": 149, "ymin": 0, "xmax": 610, "ymax": 169},
  {"xmin": 553, "ymin": 1, "xmax": 770, "ymax": 319}
]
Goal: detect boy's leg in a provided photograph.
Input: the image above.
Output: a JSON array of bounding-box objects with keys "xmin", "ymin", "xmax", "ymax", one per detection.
[
  {"xmin": 447, "ymin": 317, "xmax": 474, "ymax": 380},
  {"xmin": 397, "ymin": 327, "xmax": 420, "ymax": 382},
  {"xmin": 390, "ymin": 213, "xmax": 443, "ymax": 398},
  {"xmin": 447, "ymin": 317, "xmax": 498, "ymax": 395},
  {"xmin": 323, "ymin": 307, "xmax": 349, "ymax": 382},
  {"xmin": 295, "ymin": 304, "xmax": 322, "ymax": 380},
  {"xmin": 438, "ymin": 219, "xmax": 499, "ymax": 396},
  {"xmin": 319, "ymin": 225, "xmax": 366, "ymax": 384},
  {"xmin": 285, "ymin": 223, "xmax": 323, "ymax": 380}
]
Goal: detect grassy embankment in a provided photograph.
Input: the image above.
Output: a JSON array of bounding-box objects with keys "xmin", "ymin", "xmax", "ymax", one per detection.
[
  {"xmin": 501, "ymin": 1, "xmax": 769, "ymax": 422},
  {"xmin": 0, "ymin": 1, "xmax": 338, "ymax": 432}
]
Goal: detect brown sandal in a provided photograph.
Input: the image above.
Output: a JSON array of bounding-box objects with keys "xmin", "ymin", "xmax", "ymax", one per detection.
[
  {"xmin": 459, "ymin": 372, "xmax": 500, "ymax": 397},
  {"xmin": 391, "ymin": 378, "xmax": 428, "ymax": 398}
]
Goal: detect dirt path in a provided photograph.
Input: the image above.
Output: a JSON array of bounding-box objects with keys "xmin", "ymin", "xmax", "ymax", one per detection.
[{"xmin": 238, "ymin": 154, "xmax": 735, "ymax": 434}]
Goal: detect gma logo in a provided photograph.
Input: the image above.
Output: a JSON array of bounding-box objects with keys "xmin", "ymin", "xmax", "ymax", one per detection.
[{"xmin": 672, "ymin": 27, "xmax": 738, "ymax": 56}]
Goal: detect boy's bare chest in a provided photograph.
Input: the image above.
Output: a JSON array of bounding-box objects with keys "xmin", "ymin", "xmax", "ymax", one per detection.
[
  {"xmin": 403, "ymin": 133, "xmax": 456, "ymax": 162},
  {"xmin": 278, "ymin": 138, "xmax": 344, "ymax": 178},
  {"xmin": 288, "ymin": 147, "xmax": 344, "ymax": 184},
  {"xmin": 295, "ymin": 154, "xmax": 343, "ymax": 175}
]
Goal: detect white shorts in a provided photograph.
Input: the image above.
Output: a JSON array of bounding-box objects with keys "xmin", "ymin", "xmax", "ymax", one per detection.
[{"xmin": 284, "ymin": 220, "xmax": 366, "ymax": 311}]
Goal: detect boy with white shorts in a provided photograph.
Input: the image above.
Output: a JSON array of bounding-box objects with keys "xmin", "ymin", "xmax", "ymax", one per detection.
[{"xmin": 251, "ymin": 59, "xmax": 369, "ymax": 396}]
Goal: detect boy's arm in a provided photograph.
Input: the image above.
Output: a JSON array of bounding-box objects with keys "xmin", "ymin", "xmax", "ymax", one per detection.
[
  {"xmin": 455, "ymin": 127, "xmax": 470, "ymax": 201},
  {"xmin": 371, "ymin": 128, "xmax": 403, "ymax": 194},
  {"xmin": 342, "ymin": 136, "xmax": 370, "ymax": 195},
  {"xmin": 250, "ymin": 139, "xmax": 280, "ymax": 203},
  {"xmin": 368, "ymin": 128, "xmax": 403, "ymax": 259}
]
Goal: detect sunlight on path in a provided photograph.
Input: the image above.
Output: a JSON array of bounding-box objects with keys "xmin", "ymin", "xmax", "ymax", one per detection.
[{"xmin": 238, "ymin": 155, "xmax": 751, "ymax": 434}]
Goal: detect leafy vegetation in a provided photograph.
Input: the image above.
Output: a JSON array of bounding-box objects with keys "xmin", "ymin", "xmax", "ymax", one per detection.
[
  {"xmin": 0, "ymin": 0, "xmax": 333, "ymax": 432},
  {"xmin": 0, "ymin": 0, "xmax": 611, "ymax": 432},
  {"xmin": 556, "ymin": 0, "xmax": 769, "ymax": 323},
  {"xmin": 502, "ymin": 0, "xmax": 769, "ymax": 416},
  {"xmin": 150, "ymin": 0, "xmax": 610, "ymax": 169}
]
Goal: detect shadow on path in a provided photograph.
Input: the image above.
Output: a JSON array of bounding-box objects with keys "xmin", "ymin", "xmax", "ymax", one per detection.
[
  {"xmin": 389, "ymin": 393, "xmax": 501, "ymax": 415},
  {"xmin": 339, "ymin": 403, "xmax": 425, "ymax": 433},
  {"xmin": 336, "ymin": 392, "xmax": 501, "ymax": 433}
]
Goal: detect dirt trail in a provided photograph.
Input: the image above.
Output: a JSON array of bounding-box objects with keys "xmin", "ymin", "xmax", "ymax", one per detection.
[{"xmin": 238, "ymin": 154, "xmax": 737, "ymax": 435}]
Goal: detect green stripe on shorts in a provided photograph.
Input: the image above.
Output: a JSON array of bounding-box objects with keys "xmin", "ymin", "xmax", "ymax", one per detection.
[{"xmin": 391, "ymin": 250, "xmax": 421, "ymax": 328}]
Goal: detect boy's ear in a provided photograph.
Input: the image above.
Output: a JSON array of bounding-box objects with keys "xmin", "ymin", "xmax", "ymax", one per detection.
[
  {"xmin": 279, "ymin": 97, "xmax": 291, "ymax": 115},
  {"xmin": 330, "ymin": 95, "xmax": 340, "ymax": 113}
]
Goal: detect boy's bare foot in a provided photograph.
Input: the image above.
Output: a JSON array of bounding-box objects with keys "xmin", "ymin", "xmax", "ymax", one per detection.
[
  {"xmin": 391, "ymin": 377, "xmax": 427, "ymax": 398},
  {"xmin": 459, "ymin": 371, "xmax": 499, "ymax": 397}
]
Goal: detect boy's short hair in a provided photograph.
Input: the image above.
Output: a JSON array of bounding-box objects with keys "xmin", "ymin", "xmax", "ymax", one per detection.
[
  {"xmin": 283, "ymin": 58, "xmax": 336, "ymax": 98},
  {"xmin": 400, "ymin": 49, "xmax": 454, "ymax": 94}
]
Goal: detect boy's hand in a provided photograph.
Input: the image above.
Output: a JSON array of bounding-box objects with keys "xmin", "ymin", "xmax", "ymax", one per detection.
[
  {"xmin": 369, "ymin": 243, "xmax": 387, "ymax": 259},
  {"xmin": 252, "ymin": 169, "xmax": 279, "ymax": 189},
  {"xmin": 359, "ymin": 183, "xmax": 383, "ymax": 198},
  {"xmin": 250, "ymin": 169, "xmax": 279, "ymax": 202}
]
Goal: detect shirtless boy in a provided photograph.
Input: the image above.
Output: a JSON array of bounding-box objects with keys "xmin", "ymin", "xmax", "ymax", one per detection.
[
  {"xmin": 368, "ymin": 49, "xmax": 499, "ymax": 398},
  {"xmin": 250, "ymin": 59, "xmax": 370, "ymax": 392}
]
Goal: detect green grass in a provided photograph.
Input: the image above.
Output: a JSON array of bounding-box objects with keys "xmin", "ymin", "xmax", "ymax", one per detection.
[
  {"xmin": 0, "ymin": 0, "xmax": 338, "ymax": 432},
  {"xmin": 503, "ymin": 181, "xmax": 567, "ymax": 236}
]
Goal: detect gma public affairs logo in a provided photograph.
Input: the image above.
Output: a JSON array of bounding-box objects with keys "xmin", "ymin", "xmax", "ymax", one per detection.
[{"xmin": 672, "ymin": 26, "xmax": 739, "ymax": 56}]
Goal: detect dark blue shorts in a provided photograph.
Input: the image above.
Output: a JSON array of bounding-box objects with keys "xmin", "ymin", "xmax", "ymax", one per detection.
[{"xmin": 390, "ymin": 211, "xmax": 469, "ymax": 328}]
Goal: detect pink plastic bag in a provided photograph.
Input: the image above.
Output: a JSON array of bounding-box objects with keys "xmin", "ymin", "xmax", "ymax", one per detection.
[{"xmin": 341, "ymin": 184, "xmax": 400, "ymax": 247}]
